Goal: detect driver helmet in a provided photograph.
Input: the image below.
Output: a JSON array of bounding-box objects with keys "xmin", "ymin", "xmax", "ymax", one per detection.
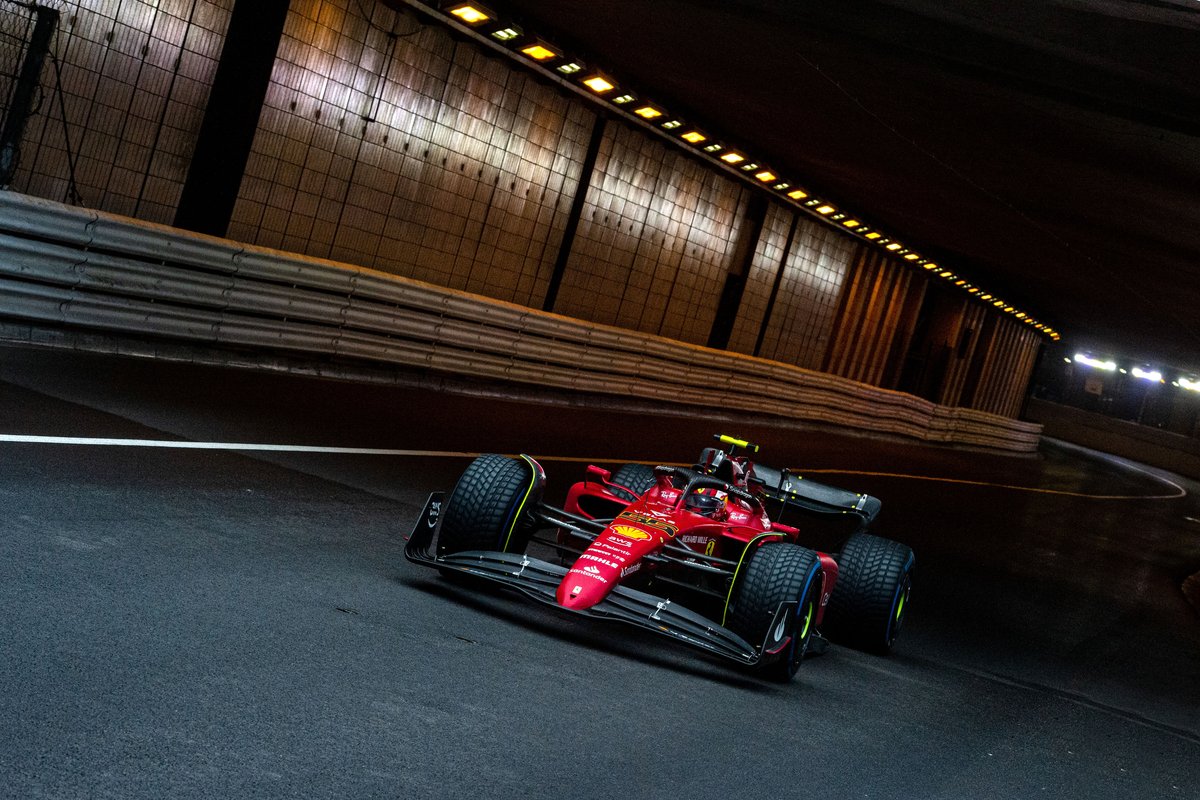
[{"xmin": 685, "ymin": 490, "xmax": 724, "ymax": 518}]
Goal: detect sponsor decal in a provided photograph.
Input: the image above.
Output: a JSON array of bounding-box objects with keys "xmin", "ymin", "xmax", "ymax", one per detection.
[
  {"xmin": 620, "ymin": 562, "xmax": 641, "ymax": 578},
  {"xmin": 705, "ymin": 540, "xmax": 717, "ymax": 556},
  {"xmin": 572, "ymin": 585, "xmax": 582, "ymax": 595},
  {"xmin": 773, "ymin": 617, "xmax": 787, "ymax": 643},
  {"xmin": 616, "ymin": 511, "xmax": 678, "ymax": 538},
  {"xmin": 728, "ymin": 511, "xmax": 750, "ymax": 523},
  {"xmin": 680, "ymin": 534, "xmax": 709, "ymax": 545},
  {"xmin": 571, "ymin": 566, "xmax": 608, "ymax": 584},
  {"xmin": 594, "ymin": 542, "xmax": 631, "ymax": 558},
  {"xmin": 610, "ymin": 524, "xmax": 653, "ymax": 541},
  {"xmin": 426, "ymin": 499, "xmax": 442, "ymax": 528},
  {"xmin": 579, "ymin": 553, "xmax": 619, "ymax": 569}
]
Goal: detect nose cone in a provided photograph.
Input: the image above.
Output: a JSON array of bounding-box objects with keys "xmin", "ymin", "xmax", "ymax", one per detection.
[
  {"xmin": 555, "ymin": 519, "xmax": 664, "ymax": 609},
  {"xmin": 556, "ymin": 564, "xmax": 614, "ymax": 609}
]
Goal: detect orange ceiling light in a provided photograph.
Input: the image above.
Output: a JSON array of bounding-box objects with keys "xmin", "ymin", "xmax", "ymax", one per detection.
[
  {"xmin": 787, "ymin": 189, "xmax": 808, "ymax": 200},
  {"xmin": 755, "ymin": 171, "xmax": 776, "ymax": 182},
  {"xmin": 681, "ymin": 131, "xmax": 706, "ymax": 143},
  {"xmin": 582, "ymin": 75, "xmax": 615, "ymax": 93},
  {"xmin": 720, "ymin": 152, "xmax": 746, "ymax": 164},
  {"xmin": 520, "ymin": 42, "xmax": 560, "ymax": 61},
  {"xmin": 815, "ymin": 204, "xmax": 836, "ymax": 215},
  {"xmin": 445, "ymin": 2, "xmax": 494, "ymax": 24},
  {"xmin": 634, "ymin": 105, "xmax": 663, "ymax": 119}
]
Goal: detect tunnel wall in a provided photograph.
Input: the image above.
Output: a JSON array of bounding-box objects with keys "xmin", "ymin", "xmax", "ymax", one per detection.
[
  {"xmin": 1027, "ymin": 398, "xmax": 1200, "ymax": 480},
  {"xmin": 0, "ymin": 0, "xmax": 1043, "ymax": 421}
]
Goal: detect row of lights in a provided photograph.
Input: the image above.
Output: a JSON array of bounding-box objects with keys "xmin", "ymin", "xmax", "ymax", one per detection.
[
  {"xmin": 439, "ymin": 1, "xmax": 1059, "ymax": 341},
  {"xmin": 1067, "ymin": 354, "xmax": 1200, "ymax": 391}
]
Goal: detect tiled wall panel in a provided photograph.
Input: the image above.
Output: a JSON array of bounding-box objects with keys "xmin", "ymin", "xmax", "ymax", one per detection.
[
  {"xmin": 227, "ymin": 0, "xmax": 590, "ymax": 308},
  {"xmin": 554, "ymin": 122, "xmax": 745, "ymax": 345},
  {"xmin": 755, "ymin": 216, "xmax": 855, "ymax": 370},
  {"xmin": 6, "ymin": 0, "xmax": 231, "ymax": 223},
  {"xmin": 725, "ymin": 203, "xmax": 793, "ymax": 356}
]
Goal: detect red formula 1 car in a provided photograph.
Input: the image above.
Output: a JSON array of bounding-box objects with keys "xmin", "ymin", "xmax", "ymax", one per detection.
[{"xmin": 405, "ymin": 435, "xmax": 914, "ymax": 681}]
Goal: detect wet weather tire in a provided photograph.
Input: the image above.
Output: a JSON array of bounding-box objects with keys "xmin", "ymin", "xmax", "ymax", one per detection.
[
  {"xmin": 609, "ymin": 463, "xmax": 657, "ymax": 502},
  {"xmin": 438, "ymin": 455, "xmax": 539, "ymax": 557},
  {"xmin": 825, "ymin": 533, "xmax": 914, "ymax": 655},
  {"xmin": 729, "ymin": 543, "xmax": 823, "ymax": 682}
]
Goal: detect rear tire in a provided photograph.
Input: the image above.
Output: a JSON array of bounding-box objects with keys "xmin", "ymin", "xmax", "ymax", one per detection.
[
  {"xmin": 825, "ymin": 533, "xmax": 914, "ymax": 655},
  {"xmin": 729, "ymin": 543, "xmax": 823, "ymax": 682},
  {"xmin": 438, "ymin": 455, "xmax": 539, "ymax": 557},
  {"xmin": 609, "ymin": 463, "xmax": 657, "ymax": 502}
]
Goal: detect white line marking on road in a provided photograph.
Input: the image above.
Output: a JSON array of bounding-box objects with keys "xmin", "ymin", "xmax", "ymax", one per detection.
[
  {"xmin": 2, "ymin": 435, "xmax": 1185, "ymax": 500},
  {"xmin": 1187, "ymin": 517, "xmax": 1200, "ymax": 524},
  {"xmin": 0, "ymin": 434, "xmax": 476, "ymax": 457}
]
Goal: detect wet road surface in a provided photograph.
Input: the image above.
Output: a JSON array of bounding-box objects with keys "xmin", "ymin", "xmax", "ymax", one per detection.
[{"xmin": 1, "ymin": 346, "xmax": 1198, "ymax": 799}]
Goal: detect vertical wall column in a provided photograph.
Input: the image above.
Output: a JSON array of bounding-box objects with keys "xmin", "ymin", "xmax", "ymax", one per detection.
[
  {"xmin": 823, "ymin": 246, "xmax": 925, "ymax": 386},
  {"xmin": 542, "ymin": 112, "xmax": 607, "ymax": 312},
  {"xmin": 964, "ymin": 317, "xmax": 1042, "ymax": 417},
  {"xmin": 0, "ymin": 6, "xmax": 56, "ymax": 187},
  {"xmin": 174, "ymin": 0, "xmax": 290, "ymax": 236}
]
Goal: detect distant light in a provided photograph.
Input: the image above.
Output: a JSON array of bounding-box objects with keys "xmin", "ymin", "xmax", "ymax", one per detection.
[
  {"xmin": 1064, "ymin": 357, "xmax": 1072, "ymax": 363},
  {"xmin": 955, "ymin": 280, "xmax": 966, "ymax": 286},
  {"xmin": 582, "ymin": 76, "xmax": 615, "ymax": 93},
  {"xmin": 1015, "ymin": 312, "xmax": 1026, "ymax": 319},
  {"xmin": 865, "ymin": 232, "xmax": 882, "ymax": 240},
  {"xmin": 787, "ymin": 189, "xmax": 808, "ymax": 200},
  {"xmin": 1180, "ymin": 377, "xmax": 1200, "ymax": 392},
  {"xmin": 661, "ymin": 120, "xmax": 682, "ymax": 130},
  {"xmin": 1119, "ymin": 368, "xmax": 1127, "ymax": 374},
  {"xmin": 773, "ymin": 182, "xmax": 790, "ymax": 190},
  {"xmin": 557, "ymin": 62, "xmax": 583, "ymax": 74},
  {"xmin": 755, "ymin": 171, "xmax": 776, "ymax": 182},
  {"xmin": 1132, "ymin": 366, "xmax": 1163, "ymax": 382},
  {"xmin": 447, "ymin": 3, "xmax": 493, "ymax": 24},
  {"xmin": 886, "ymin": 243, "xmax": 902, "ymax": 251},
  {"xmin": 702, "ymin": 143, "xmax": 722, "ymax": 153},
  {"xmin": 980, "ymin": 294, "xmax": 993, "ymax": 301},
  {"xmin": 681, "ymin": 131, "xmax": 706, "ymax": 143},
  {"xmin": 815, "ymin": 205, "xmax": 836, "ymax": 215},
  {"xmin": 612, "ymin": 94, "xmax": 635, "ymax": 104},
  {"xmin": 720, "ymin": 152, "xmax": 745, "ymax": 164},
  {"xmin": 843, "ymin": 219, "xmax": 860, "ymax": 227},
  {"xmin": 634, "ymin": 105, "xmax": 662, "ymax": 119},
  {"xmin": 740, "ymin": 163, "xmax": 759, "ymax": 172},
  {"xmin": 491, "ymin": 27, "xmax": 521, "ymax": 41},
  {"xmin": 1075, "ymin": 354, "xmax": 1116, "ymax": 371},
  {"xmin": 904, "ymin": 253, "xmax": 920, "ymax": 261}
]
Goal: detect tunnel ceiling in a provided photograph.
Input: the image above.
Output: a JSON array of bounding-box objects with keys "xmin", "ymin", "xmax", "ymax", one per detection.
[{"xmin": 469, "ymin": 0, "xmax": 1200, "ymax": 367}]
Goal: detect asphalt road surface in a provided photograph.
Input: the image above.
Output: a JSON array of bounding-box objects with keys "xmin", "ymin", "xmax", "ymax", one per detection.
[{"xmin": 1, "ymin": 345, "xmax": 1198, "ymax": 799}]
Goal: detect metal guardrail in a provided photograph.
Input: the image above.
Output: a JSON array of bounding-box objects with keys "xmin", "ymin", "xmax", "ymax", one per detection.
[{"xmin": 0, "ymin": 191, "xmax": 1042, "ymax": 452}]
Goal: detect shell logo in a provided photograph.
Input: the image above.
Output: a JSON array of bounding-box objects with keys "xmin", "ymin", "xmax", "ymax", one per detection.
[{"xmin": 609, "ymin": 524, "xmax": 652, "ymax": 541}]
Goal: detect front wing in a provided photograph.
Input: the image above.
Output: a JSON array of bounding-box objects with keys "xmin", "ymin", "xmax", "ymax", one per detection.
[{"xmin": 404, "ymin": 493, "xmax": 796, "ymax": 668}]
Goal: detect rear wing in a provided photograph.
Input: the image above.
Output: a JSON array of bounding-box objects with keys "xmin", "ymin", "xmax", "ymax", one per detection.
[{"xmin": 751, "ymin": 464, "xmax": 881, "ymax": 526}]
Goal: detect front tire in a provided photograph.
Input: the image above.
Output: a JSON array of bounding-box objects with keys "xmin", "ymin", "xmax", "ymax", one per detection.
[
  {"xmin": 438, "ymin": 455, "xmax": 540, "ymax": 557},
  {"xmin": 609, "ymin": 463, "xmax": 657, "ymax": 502},
  {"xmin": 825, "ymin": 533, "xmax": 914, "ymax": 655},
  {"xmin": 729, "ymin": 543, "xmax": 823, "ymax": 682}
]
